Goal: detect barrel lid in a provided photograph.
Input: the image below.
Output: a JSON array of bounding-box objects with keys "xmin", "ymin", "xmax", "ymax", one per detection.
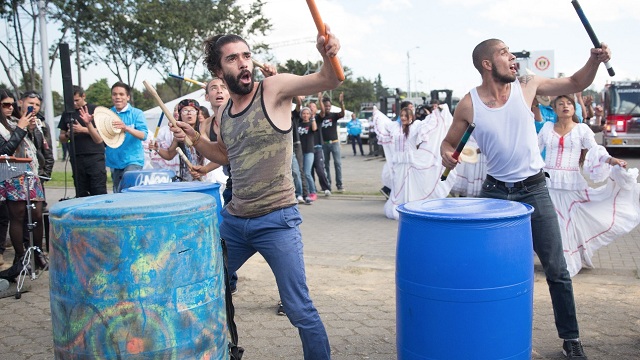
[
  {"xmin": 49, "ymin": 192, "xmax": 214, "ymax": 219},
  {"xmin": 125, "ymin": 181, "xmax": 220, "ymax": 193},
  {"xmin": 397, "ymin": 198, "xmax": 533, "ymax": 220}
]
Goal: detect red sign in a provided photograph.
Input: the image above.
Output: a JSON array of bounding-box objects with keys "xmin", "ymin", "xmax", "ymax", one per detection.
[{"xmin": 535, "ymin": 56, "xmax": 551, "ymax": 71}]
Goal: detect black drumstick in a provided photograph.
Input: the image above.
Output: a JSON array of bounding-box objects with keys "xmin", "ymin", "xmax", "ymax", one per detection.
[{"xmin": 571, "ymin": 0, "xmax": 615, "ymax": 77}]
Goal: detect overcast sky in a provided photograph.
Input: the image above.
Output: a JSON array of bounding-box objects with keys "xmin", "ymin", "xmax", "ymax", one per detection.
[{"xmin": 33, "ymin": 0, "xmax": 640, "ymax": 100}]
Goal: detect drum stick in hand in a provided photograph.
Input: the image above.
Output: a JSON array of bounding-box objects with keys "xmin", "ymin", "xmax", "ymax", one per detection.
[
  {"xmin": 441, "ymin": 123, "xmax": 475, "ymax": 181},
  {"xmin": 305, "ymin": 0, "xmax": 345, "ymax": 81}
]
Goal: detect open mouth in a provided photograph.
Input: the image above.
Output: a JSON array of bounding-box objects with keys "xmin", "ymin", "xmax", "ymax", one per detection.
[
  {"xmin": 239, "ymin": 70, "xmax": 252, "ymax": 84},
  {"xmin": 509, "ymin": 64, "xmax": 517, "ymax": 73}
]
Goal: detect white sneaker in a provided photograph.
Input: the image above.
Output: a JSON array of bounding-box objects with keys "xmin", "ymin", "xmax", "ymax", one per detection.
[
  {"xmin": 296, "ymin": 195, "xmax": 304, "ymax": 204},
  {"xmin": 324, "ymin": 190, "xmax": 331, "ymax": 196}
]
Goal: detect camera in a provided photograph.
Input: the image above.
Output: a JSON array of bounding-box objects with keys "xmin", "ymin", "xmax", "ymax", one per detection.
[{"xmin": 27, "ymin": 105, "xmax": 34, "ymax": 114}]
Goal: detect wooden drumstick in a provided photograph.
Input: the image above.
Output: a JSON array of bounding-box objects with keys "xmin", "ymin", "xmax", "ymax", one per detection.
[
  {"xmin": 305, "ymin": 0, "xmax": 345, "ymax": 81},
  {"xmin": 252, "ymin": 59, "xmax": 267, "ymax": 71},
  {"xmin": 143, "ymin": 80, "xmax": 192, "ymax": 146},
  {"xmin": 176, "ymin": 147, "xmax": 203, "ymax": 181}
]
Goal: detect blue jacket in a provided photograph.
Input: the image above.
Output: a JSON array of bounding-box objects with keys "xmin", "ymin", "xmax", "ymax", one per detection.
[
  {"xmin": 106, "ymin": 104, "xmax": 148, "ymax": 169},
  {"xmin": 346, "ymin": 119, "xmax": 362, "ymax": 136}
]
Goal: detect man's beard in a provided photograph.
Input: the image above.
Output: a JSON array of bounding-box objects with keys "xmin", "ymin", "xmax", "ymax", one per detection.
[
  {"xmin": 491, "ymin": 64, "xmax": 516, "ymax": 84},
  {"xmin": 224, "ymin": 69, "xmax": 254, "ymax": 96}
]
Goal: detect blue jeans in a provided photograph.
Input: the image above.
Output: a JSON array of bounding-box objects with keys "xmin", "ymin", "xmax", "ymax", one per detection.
[
  {"xmin": 480, "ymin": 177, "xmax": 579, "ymax": 339},
  {"xmin": 292, "ymin": 153, "xmax": 303, "ymax": 198},
  {"xmin": 350, "ymin": 134, "xmax": 364, "ymax": 155},
  {"xmin": 111, "ymin": 164, "xmax": 143, "ymax": 193},
  {"xmin": 303, "ymin": 152, "xmax": 316, "ymax": 194},
  {"xmin": 220, "ymin": 205, "xmax": 330, "ymax": 359},
  {"xmin": 322, "ymin": 142, "xmax": 342, "ymax": 190}
]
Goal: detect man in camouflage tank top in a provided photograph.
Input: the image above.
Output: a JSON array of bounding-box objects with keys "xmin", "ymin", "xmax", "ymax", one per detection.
[{"xmin": 172, "ymin": 28, "xmax": 343, "ymax": 359}]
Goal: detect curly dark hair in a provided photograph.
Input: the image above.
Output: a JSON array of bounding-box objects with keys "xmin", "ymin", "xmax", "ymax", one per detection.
[{"xmin": 202, "ymin": 34, "xmax": 249, "ymax": 77}]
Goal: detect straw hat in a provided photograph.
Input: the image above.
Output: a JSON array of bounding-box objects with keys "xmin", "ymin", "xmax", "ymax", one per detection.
[
  {"xmin": 459, "ymin": 145, "xmax": 479, "ymax": 164},
  {"xmin": 93, "ymin": 106, "xmax": 125, "ymax": 148},
  {"xmin": 536, "ymin": 95, "xmax": 551, "ymax": 107}
]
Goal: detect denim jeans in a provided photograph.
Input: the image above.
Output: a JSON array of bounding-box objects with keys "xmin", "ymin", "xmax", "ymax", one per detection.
[
  {"xmin": 292, "ymin": 153, "xmax": 303, "ymax": 198},
  {"xmin": 322, "ymin": 141, "xmax": 342, "ymax": 189},
  {"xmin": 220, "ymin": 205, "xmax": 330, "ymax": 359},
  {"xmin": 294, "ymin": 143, "xmax": 308, "ymax": 197},
  {"xmin": 480, "ymin": 177, "xmax": 579, "ymax": 339},
  {"xmin": 350, "ymin": 134, "xmax": 364, "ymax": 155},
  {"xmin": 303, "ymin": 152, "xmax": 316, "ymax": 194},
  {"xmin": 111, "ymin": 164, "xmax": 143, "ymax": 193}
]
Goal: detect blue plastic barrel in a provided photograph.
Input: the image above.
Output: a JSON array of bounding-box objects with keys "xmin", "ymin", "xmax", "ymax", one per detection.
[
  {"xmin": 396, "ymin": 198, "xmax": 534, "ymax": 360},
  {"xmin": 48, "ymin": 192, "xmax": 227, "ymax": 359},
  {"xmin": 118, "ymin": 169, "xmax": 176, "ymax": 192},
  {"xmin": 124, "ymin": 182, "xmax": 222, "ymax": 230}
]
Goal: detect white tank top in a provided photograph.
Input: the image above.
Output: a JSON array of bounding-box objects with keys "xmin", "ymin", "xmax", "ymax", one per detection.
[{"xmin": 469, "ymin": 81, "xmax": 544, "ymax": 182}]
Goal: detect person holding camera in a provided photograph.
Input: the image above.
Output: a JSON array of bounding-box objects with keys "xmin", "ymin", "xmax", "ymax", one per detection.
[
  {"xmin": 0, "ymin": 90, "xmax": 47, "ymax": 270},
  {"xmin": 58, "ymin": 85, "xmax": 107, "ymax": 197}
]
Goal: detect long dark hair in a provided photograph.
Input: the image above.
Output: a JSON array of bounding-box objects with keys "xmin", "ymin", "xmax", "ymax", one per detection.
[
  {"xmin": 0, "ymin": 90, "xmax": 18, "ymax": 131},
  {"xmin": 401, "ymin": 107, "xmax": 414, "ymax": 138}
]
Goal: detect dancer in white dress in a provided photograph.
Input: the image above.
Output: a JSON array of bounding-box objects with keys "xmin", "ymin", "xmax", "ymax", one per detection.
[
  {"xmin": 450, "ymin": 135, "xmax": 487, "ymax": 197},
  {"xmin": 538, "ymin": 94, "xmax": 640, "ymax": 277},
  {"xmin": 373, "ymin": 105, "xmax": 456, "ymax": 219}
]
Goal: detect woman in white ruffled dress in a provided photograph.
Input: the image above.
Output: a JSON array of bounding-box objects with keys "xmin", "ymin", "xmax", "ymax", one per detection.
[
  {"xmin": 373, "ymin": 105, "xmax": 456, "ymax": 220},
  {"xmin": 450, "ymin": 135, "xmax": 487, "ymax": 197},
  {"xmin": 538, "ymin": 94, "xmax": 640, "ymax": 277}
]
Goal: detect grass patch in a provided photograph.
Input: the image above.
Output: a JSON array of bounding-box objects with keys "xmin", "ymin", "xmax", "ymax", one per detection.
[{"xmin": 46, "ymin": 171, "xmax": 113, "ymax": 188}]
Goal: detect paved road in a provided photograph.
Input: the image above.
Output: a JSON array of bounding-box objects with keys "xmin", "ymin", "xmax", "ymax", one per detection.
[{"xmin": 1, "ymin": 144, "xmax": 639, "ymax": 359}]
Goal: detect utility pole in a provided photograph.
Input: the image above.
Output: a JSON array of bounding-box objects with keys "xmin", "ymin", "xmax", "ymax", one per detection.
[{"xmin": 38, "ymin": 0, "xmax": 58, "ymax": 157}]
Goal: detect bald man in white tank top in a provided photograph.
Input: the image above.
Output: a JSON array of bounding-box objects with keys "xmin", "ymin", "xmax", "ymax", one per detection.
[{"xmin": 441, "ymin": 39, "xmax": 611, "ymax": 360}]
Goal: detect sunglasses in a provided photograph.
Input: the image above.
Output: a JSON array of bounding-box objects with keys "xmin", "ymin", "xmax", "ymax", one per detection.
[
  {"xmin": 1, "ymin": 102, "xmax": 15, "ymax": 109},
  {"xmin": 22, "ymin": 92, "xmax": 42, "ymax": 100}
]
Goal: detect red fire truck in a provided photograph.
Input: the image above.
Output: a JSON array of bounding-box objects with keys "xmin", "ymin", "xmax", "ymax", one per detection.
[{"xmin": 602, "ymin": 81, "xmax": 640, "ymax": 148}]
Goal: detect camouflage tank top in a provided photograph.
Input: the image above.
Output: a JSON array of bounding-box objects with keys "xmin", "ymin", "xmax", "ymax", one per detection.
[{"xmin": 220, "ymin": 82, "xmax": 295, "ymax": 218}]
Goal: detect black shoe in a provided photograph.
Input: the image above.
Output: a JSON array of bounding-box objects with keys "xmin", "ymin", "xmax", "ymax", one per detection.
[
  {"xmin": 563, "ymin": 340, "xmax": 587, "ymax": 359},
  {"xmin": 276, "ymin": 301, "xmax": 286, "ymax": 316}
]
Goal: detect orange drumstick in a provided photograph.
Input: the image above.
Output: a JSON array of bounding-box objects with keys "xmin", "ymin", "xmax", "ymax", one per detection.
[{"xmin": 305, "ymin": 0, "xmax": 345, "ymax": 81}]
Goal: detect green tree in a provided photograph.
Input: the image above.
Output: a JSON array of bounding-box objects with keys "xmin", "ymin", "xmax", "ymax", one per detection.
[
  {"xmin": 56, "ymin": 0, "xmax": 156, "ymax": 96},
  {"xmin": 336, "ymin": 76, "xmax": 376, "ymax": 115},
  {"xmin": 0, "ymin": 0, "xmax": 42, "ymax": 94},
  {"xmin": 85, "ymin": 78, "xmax": 112, "ymax": 108},
  {"xmin": 138, "ymin": 0, "xmax": 271, "ymax": 97},
  {"xmin": 277, "ymin": 60, "xmax": 321, "ymax": 76}
]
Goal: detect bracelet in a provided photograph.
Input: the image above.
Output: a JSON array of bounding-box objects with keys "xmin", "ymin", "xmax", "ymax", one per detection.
[{"xmin": 191, "ymin": 131, "xmax": 201, "ymax": 146}]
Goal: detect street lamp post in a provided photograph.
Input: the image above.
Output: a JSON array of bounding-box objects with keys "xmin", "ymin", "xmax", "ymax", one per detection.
[{"xmin": 407, "ymin": 46, "xmax": 419, "ymax": 99}]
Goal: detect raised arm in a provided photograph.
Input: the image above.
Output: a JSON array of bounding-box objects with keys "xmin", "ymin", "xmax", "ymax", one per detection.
[
  {"xmin": 441, "ymin": 93, "xmax": 473, "ymax": 169},
  {"xmin": 266, "ymin": 24, "xmax": 342, "ymax": 102},
  {"xmin": 534, "ymin": 43, "xmax": 611, "ymax": 99}
]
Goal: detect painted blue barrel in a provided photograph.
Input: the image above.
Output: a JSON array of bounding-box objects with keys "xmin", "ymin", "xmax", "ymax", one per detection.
[
  {"xmin": 48, "ymin": 193, "xmax": 227, "ymax": 359},
  {"xmin": 124, "ymin": 182, "xmax": 222, "ymax": 230},
  {"xmin": 396, "ymin": 198, "xmax": 534, "ymax": 360},
  {"xmin": 118, "ymin": 169, "xmax": 176, "ymax": 192}
]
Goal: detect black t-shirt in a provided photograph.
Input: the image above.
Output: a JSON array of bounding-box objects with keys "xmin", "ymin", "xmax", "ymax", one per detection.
[
  {"xmin": 297, "ymin": 121, "xmax": 315, "ymax": 154},
  {"xmin": 291, "ymin": 110, "xmax": 301, "ymax": 143},
  {"xmin": 319, "ymin": 112, "xmax": 341, "ymax": 142},
  {"xmin": 58, "ymin": 103, "xmax": 105, "ymax": 155},
  {"xmin": 312, "ymin": 115, "xmax": 324, "ymax": 146}
]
